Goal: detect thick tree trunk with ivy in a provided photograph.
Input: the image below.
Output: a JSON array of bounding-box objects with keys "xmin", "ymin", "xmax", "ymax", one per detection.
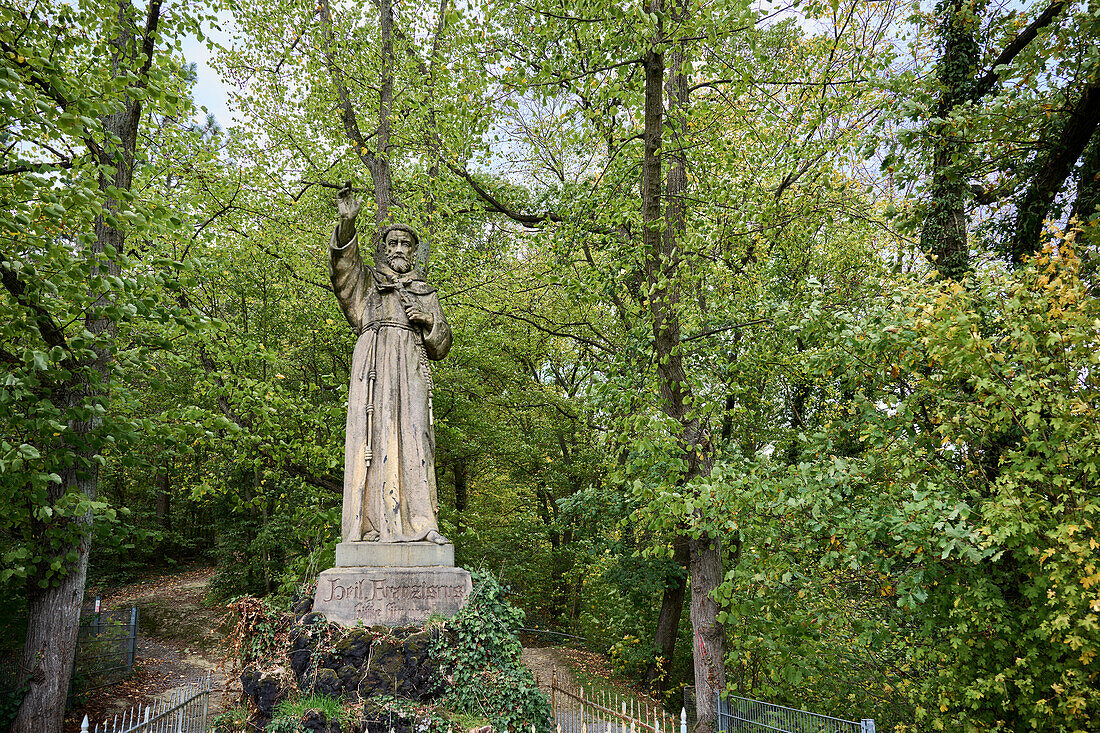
[
  {"xmin": 920, "ymin": 0, "xmax": 1071, "ymax": 278},
  {"xmin": 918, "ymin": 0, "xmax": 978, "ymax": 281}
]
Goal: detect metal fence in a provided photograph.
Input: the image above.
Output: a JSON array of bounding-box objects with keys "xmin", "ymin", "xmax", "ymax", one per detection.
[
  {"xmin": 717, "ymin": 693, "xmax": 875, "ymax": 733},
  {"xmin": 538, "ymin": 668, "xmax": 684, "ymax": 733},
  {"xmin": 80, "ymin": 674, "xmax": 212, "ymax": 733},
  {"xmin": 73, "ymin": 600, "xmax": 138, "ymax": 690}
]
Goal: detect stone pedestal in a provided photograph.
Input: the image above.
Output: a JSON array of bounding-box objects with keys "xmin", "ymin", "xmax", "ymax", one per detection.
[
  {"xmin": 313, "ymin": 542, "xmax": 472, "ymax": 627},
  {"xmin": 335, "ymin": 541, "xmax": 453, "ymax": 568}
]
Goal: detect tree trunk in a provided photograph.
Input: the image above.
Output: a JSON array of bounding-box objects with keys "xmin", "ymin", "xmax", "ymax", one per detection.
[
  {"xmin": 640, "ymin": 2, "xmax": 727, "ymax": 727},
  {"xmin": 13, "ymin": 5, "xmax": 160, "ymax": 728},
  {"xmin": 1008, "ymin": 82, "xmax": 1100, "ymax": 263},
  {"xmin": 919, "ymin": 0, "xmax": 977, "ymax": 280},
  {"xmin": 453, "ymin": 459, "xmax": 468, "ymax": 534},
  {"xmin": 689, "ymin": 536, "xmax": 727, "ymax": 732},
  {"xmin": 645, "ymin": 536, "xmax": 689, "ymax": 691},
  {"xmin": 14, "ymin": 519, "xmax": 92, "ymax": 733},
  {"xmin": 14, "ymin": 395, "xmax": 96, "ymax": 733},
  {"xmin": 317, "ymin": 0, "xmax": 394, "ymax": 220},
  {"xmin": 373, "ymin": 0, "xmax": 395, "ymax": 224},
  {"xmin": 156, "ymin": 460, "xmax": 171, "ymax": 530}
]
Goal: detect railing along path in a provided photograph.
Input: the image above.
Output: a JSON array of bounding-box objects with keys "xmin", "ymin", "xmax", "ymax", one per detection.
[
  {"xmin": 538, "ymin": 668, "xmax": 685, "ymax": 733},
  {"xmin": 80, "ymin": 673, "xmax": 212, "ymax": 733},
  {"xmin": 717, "ymin": 692, "xmax": 875, "ymax": 733}
]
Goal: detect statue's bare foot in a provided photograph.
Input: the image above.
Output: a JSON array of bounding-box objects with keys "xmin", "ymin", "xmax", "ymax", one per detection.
[{"xmin": 425, "ymin": 529, "xmax": 449, "ymax": 545}]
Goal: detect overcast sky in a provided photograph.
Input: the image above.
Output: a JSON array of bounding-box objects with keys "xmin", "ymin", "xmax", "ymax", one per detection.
[{"xmin": 181, "ymin": 13, "xmax": 236, "ymax": 128}]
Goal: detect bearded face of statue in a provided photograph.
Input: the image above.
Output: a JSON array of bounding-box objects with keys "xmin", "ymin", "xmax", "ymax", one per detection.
[{"xmin": 383, "ymin": 230, "xmax": 415, "ymax": 273}]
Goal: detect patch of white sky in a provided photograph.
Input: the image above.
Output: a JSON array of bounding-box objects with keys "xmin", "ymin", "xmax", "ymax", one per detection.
[{"xmin": 182, "ymin": 8, "xmax": 237, "ymax": 129}]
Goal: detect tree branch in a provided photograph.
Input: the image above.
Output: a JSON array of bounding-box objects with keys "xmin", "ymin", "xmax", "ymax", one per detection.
[
  {"xmin": 0, "ymin": 252, "xmax": 69, "ymax": 350},
  {"xmin": 682, "ymin": 318, "xmax": 773, "ymax": 343},
  {"xmin": 226, "ymin": 226, "xmax": 333, "ymax": 291},
  {"xmin": 445, "ymin": 162, "xmax": 562, "ymax": 227},
  {"xmin": 0, "ymin": 159, "xmax": 73, "ymax": 175},
  {"xmin": 1008, "ymin": 81, "xmax": 1100, "ymax": 263},
  {"xmin": 971, "ymin": 1, "xmax": 1068, "ymax": 102},
  {"xmin": 450, "ymin": 298, "xmax": 612, "ymax": 352},
  {"xmin": 285, "ymin": 463, "xmax": 342, "ymax": 496},
  {"xmin": 0, "ymin": 39, "xmax": 108, "ymax": 163},
  {"xmin": 316, "ymin": 0, "xmax": 378, "ymax": 171}
]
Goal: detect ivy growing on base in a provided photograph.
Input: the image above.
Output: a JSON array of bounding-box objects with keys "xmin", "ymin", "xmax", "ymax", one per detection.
[{"xmin": 226, "ymin": 568, "xmax": 553, "ymax": 733}]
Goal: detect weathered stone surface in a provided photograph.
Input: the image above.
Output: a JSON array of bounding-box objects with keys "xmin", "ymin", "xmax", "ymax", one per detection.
[
  {"xmin": 330, "ymin": 192, "xmax": 452, "ymax": 546},
  {"xmin": 312, "ymin": 566, "xmax": 471, "ymax": 627},
  {"xmin": 292, "ymin": 623, "xmax": 446, "ymax": 703},
  {"xmin": 335, "ymin": 541, "xmax": 454, "ymax": 568}
]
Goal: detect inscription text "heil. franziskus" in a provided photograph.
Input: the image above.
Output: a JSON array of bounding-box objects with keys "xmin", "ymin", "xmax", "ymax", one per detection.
[{"xmin": 321, "ymin": 577, "xmax": 464, "ymax": 603}]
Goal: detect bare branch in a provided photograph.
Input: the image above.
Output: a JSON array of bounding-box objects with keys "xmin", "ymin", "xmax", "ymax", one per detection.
[
  {"xmin": 451, "ymin": 298, "xmax": 612, "ymax": 353},
  {"xmin": 682, "ymin": 318, "xmax": 773, "ymax": 343},
  {"xmin": 445, "ymin": 162, "xmax": 563, "ymax": 227}
]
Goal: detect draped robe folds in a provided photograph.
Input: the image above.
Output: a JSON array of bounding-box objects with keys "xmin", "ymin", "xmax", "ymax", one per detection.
[{"xmin": 329, "ymin": 230, "xmax": 453, "ymax": 543}]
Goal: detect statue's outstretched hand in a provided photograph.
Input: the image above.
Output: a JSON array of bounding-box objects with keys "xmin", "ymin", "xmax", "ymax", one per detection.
[{"xmin": 337, "ymin": 182, "xmax": 361, "ymax": 222}]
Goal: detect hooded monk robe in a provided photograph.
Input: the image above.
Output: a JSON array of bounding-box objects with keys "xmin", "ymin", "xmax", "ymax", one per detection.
[{"xmin": 329, "ymin": 230, "xmax": 452, "ymax": 542}]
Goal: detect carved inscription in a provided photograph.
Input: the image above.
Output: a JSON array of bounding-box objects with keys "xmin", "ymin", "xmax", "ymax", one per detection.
[
  {"xmin": 321, "ymin": 577, "xmax": 466, "ymax": 603},
  {"xmin": 312, "ymin": 567, "xmax": 472, "ymax": 626}
]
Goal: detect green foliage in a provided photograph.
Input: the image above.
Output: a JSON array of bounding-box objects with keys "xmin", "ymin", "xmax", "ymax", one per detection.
[
  {"xmin": 0, "ymin": 677, "xmax": 29, "ymax": 733},
  {"xmin": 699, "ymin": 235, "xmax": 1100, "ymax": 731},
  {"xmin": 212, "ymin": 706, "xmax": 252, "ymax": 733},
  {"xmin": 435, "ymin": 570, "xmax": 554, "ymax": 733},
  {"xmin": 5, "ymin": 0, "xmax": 1098, "ymax": 726},
  {"xmin": 0, "ymin": 0, "xmax": 218, "ymax": 594}
]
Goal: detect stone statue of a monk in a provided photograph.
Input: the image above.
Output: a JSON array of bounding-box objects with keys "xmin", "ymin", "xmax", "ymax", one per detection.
[{"xmin": 330, "ymin": 184, "xmax": 452, "ymax": 545}]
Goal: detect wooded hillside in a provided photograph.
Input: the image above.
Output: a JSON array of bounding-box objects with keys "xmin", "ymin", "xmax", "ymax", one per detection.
[{"xmin": 2, "ymin": 0, "xmax": 1098, "ymax": 730}]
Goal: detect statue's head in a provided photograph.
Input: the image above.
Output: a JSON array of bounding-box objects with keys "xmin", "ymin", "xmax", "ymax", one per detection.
[{"xmin": 378, "ymin": 224, "xmax": 419, "ymax": 274}]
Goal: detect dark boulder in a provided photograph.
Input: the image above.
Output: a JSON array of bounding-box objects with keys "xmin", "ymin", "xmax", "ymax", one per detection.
[
  {"xmin": 241, "ymin": 666, "xmax": 286, "ymax": 722},
  {"xmin": 298, "ymin": 625, "xmax": 445, "ymax": 702},
  {"xmin": 301, "ymin": 708, "xmax": 342, "ymax": 733}
]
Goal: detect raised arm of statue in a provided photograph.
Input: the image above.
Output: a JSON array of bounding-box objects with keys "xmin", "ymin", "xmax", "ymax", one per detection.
[
  {"xmin": 336, "ymin": 181, "xmax": 361, "ymax": 247},
  {"xmin": 329, "ymin": 184, "xmax": 369, "ymax": 332}
]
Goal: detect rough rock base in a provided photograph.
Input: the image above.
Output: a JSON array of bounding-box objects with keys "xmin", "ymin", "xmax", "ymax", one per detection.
[{"xmin": 312, "ymin": 566, "xmax": 472, "ymax": 627}]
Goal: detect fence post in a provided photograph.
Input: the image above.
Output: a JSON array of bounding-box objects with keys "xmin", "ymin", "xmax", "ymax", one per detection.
[
  {"xmin": 551, "ymin": 669, "xmax": 556, "ymax": 715},
  {"xmin": 680, "ymin": 708, "xmax": 686, "ymax": 733},
  {"xmin": 201, "ymin": 675, "xmax": 210, "ymax": 733},
  {"xmin": 860, "ymin": 720, "xmax": 876, "ymax": 733},
  {"xmin": 128, "ymin": 606, "xmax": 139, "ymax": 674},
  {"xmin": 94, "ymin": 595, "xmax": 101, "ymax": 638}
]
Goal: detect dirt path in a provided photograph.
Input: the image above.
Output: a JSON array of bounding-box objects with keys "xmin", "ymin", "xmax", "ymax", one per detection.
[
  {"xmin": 64, "ymin": 567, "xmax": 236, "ymax": 732},
  {"xmin": 521, "ymin": 646, "xmax": 574, "ymax": 689},
  {"xmin": 522, "ymin": 644, "xmax": 649, "ymax": 700}
]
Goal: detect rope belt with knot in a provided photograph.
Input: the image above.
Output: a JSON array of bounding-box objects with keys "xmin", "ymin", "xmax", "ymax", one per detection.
[
  {"xmin": 358, "ymin": 319, "xmax": 435, "ymax": 470},
  {"xmin": 357, "ymin": 319, "xmax": 417, "ymax": 335}
]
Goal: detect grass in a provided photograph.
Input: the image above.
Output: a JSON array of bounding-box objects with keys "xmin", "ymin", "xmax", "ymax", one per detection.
[{"xmin": 268, "ymin": 694, "xmax": 351, "ymax": 730}]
